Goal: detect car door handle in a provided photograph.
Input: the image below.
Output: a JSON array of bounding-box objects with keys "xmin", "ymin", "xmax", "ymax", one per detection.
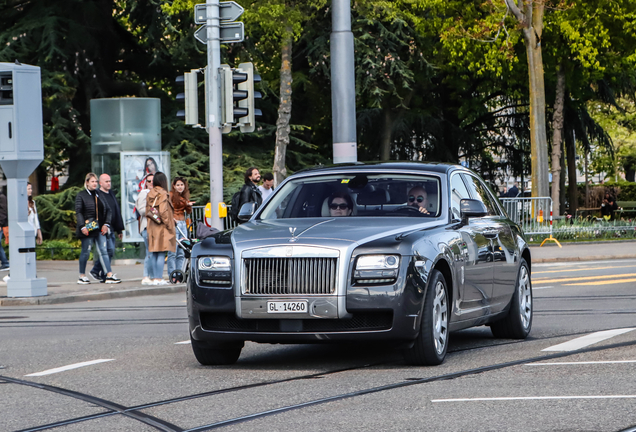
[{"xmin": 483, "ymin": 230, "xmax": 499, "ymax": 239}]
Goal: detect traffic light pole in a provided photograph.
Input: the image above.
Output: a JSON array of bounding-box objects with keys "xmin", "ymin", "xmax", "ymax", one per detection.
[
  {"xmin": 331, "ymin": 0, "xmax": 358, "ymax": 163},
  {"xmin": 206, "ymin": 1, "xmax": 224, "ymax": 230}
]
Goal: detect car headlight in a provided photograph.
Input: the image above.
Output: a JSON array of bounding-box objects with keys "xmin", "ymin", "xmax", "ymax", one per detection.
[
  {"xmin": 354, "ymin": 255, "xmax": 400, "ymax": 285},
  {"xmin": 198, "ymin": 256, "xmax": 231, "ymax": 271},
  {"xmin": 356, "ymin": 255, "xmax": 400, "ymax": 270},
  {"xmin": 197, "ymin": 256, "xmax": 232, "ymax": 286}
]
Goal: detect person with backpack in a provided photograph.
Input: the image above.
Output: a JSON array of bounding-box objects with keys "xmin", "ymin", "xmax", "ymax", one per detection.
[{"xmin": 231, "ymin": 167, "xmax": 262, "ymax": 223}]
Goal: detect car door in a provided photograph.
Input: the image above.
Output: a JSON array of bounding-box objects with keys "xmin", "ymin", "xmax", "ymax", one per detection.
[
  {"xmin": 449, "ymin": 173, "xmax": 493, "ymax": 319},
  {"xmin": 462, "ymin": 174, "xmax": 518, "ymax": 313}
]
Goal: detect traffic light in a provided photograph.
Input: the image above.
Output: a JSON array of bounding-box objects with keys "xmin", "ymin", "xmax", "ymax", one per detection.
[
  {"xmin": 237, "ymin": 62, "xmax": 262, "ymax": 133},
  {"xmin": 219, "ymin": 62, "xmax": 262, "ymax": 133},
  {"xmin": 176, "ymin": 70, "xmax": 198, "ymax": 125},
  {"xmin": 220, "ymin": 64, "xmax": 248, "ymax": 132}
]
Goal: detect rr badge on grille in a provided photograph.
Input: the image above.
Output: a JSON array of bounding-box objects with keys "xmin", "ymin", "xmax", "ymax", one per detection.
[{"xmin": 286, "ymin": 247, "xmax": 293, "ymax": 257}]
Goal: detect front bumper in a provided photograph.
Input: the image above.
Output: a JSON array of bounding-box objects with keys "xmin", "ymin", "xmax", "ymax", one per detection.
[{"xmin": 187, "ymin": 257, "xmax": 427, "ymax": 344}]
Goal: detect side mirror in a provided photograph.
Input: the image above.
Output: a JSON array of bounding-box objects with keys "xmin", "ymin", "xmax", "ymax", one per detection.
[
  {"xmin": 460, "ymin": 199, "xmax": 488, "ymax": 223},
  {"xmin": 238, "ymin": 202, "xmax": 257, "ymax": 222}
]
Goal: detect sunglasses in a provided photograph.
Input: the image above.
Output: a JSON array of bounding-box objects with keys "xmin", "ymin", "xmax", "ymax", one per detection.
[
  {"xmin": 408, "ymin": 195, "xmax": 426, "ymax": 203},
  {"xmin": 330, "ymin": 203, "xmax": 349, "ymax": 210}
]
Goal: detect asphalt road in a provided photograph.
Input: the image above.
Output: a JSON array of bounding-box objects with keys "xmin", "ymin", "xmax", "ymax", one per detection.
[{"xmin": 1, "ymin": 259, "xmax": 636, "ymax": 432}]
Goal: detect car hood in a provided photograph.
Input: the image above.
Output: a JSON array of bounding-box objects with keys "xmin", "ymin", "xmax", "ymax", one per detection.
[{"xmin": 232, "ymin": 217, "xmax": 444, "ymax": 247}]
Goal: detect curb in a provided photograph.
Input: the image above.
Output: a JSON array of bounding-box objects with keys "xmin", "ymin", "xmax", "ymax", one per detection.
[
  {"xmin": 533, "ymin": 254, "xmax": 636, "ymax": 264},
  {"xmin": 0, "ymin": 284, "xmax": 186, "ymax": 306}
]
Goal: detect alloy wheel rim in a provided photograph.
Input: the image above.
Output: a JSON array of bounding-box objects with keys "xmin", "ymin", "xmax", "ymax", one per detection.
[
  {"xmin": 432, "ymin": 281, "xmax": 448, "ymax": 355},
  {"xmin": 518, "ymin": 265, "xmax": 532, "ymax": 329}
]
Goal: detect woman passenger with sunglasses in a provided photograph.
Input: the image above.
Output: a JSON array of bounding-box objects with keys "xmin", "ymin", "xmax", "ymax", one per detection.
[
  {"xmin": 328, "ymin": 191, "xmax": 353, "ymax": 217},
  {"xmin": 407, "ymin": 186, "xmax": 430, "ymax": 214}
]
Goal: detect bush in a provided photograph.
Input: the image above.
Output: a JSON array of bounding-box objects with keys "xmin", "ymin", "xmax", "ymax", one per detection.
[
  {"xmin": 35, "ymin": 187, "xmax": 82, "ymax": 240},
  {"xmin": 36, "ymin": 239, "xmax": 82, "ymax": 260}
]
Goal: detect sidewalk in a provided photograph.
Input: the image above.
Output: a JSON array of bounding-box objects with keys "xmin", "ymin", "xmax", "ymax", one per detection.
[
  {"xmin": 529, "ymin": 240, "xmax": 636, "ymax": 263},
  {"xmin": 0, "ymin": 260, "xmax": 185, "ymax": 306},
  {"xmin": 1, "ymin": 241, "xmax": 635, "ymax": 306}
]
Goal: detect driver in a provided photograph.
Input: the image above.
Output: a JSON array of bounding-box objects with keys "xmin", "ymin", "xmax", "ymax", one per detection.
[
  {"xmin": 407, "ymin": 186, "xmax": 429, "ymax": 214},
  {"xmin": 328, "ymin": 191, "xmax": 353, "ymax": 217}
]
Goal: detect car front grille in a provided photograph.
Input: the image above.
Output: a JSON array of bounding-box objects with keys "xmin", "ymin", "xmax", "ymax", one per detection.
[
  {"xmin": 200, "ymin": 312, "xmax": 393, "ymax": 333},
  {"xmin": 242, "ymin": 257, "xmax": 338, "ymax": 295}
]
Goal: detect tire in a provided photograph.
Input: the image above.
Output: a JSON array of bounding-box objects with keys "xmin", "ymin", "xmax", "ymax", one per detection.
[
  {"xmin": 191, "ymin": 338, "xmax": 243, "ymax": 365},
  {"xmin": 490, "ymin": 258, "xmax": 532, "ymax": 339},
  {"xmin": 404, "ymin": 269, "xmax": 449, "ymax": 366}
]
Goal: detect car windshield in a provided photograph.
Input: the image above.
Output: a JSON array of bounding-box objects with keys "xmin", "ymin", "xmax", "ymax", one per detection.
[{"xmin": 258, "ymin": 173, "xmax": 442, "ymax": 220}]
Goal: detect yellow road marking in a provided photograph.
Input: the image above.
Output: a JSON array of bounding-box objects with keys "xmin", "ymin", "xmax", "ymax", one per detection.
[
  {"xmin": 534, "ymin": 273, "xmax": 636, "ymax": 284},
  {"xmin": 534, "ymin": 265, "xmax": 634, "ymax": 275},
  {"xmin": 565, "ymin": 278, "xmax": 636, "ymax": 286}
]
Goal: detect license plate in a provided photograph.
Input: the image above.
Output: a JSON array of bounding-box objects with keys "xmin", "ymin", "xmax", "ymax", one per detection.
[{"xmin": 267, "ymin": 301, "xmax": 308, "ymax": 313}]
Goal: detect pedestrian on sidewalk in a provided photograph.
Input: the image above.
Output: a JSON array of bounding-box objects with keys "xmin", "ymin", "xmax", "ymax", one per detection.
[
  {"xmin": 0, "ymin": 188, "xmax": 10, "ymax": 271},
  {"xmin": 27, "ymin": 183, "xmax": 43, "ymax": 245},
  {"xmin": 258, "ymin": 172, "xmax": 275, "ymax": 202},
  {"xmin": 167, "ymin": 176, "xmax": 192, "ymax": 281},
  {"xmin": 135, "ymin": 173, "xmax": 154, "ymax": 285},
  {"xmin": 90, "ymin": 173, "xmax": 125, "ymax": 282},
  {"xmin": 146, "ymin": 172, "xmax": 175, "ymax": 285},
  {"xmin": 75, "ymin": 173, "xmax": 121, "ymax": 285}
]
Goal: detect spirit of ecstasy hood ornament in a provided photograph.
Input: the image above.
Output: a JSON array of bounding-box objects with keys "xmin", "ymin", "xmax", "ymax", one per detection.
[{"xmin": 289, "ymin": 227, "xmax": 298, "ymax": 242}]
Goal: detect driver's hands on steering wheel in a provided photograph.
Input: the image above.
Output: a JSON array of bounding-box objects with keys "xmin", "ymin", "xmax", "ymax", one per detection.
[{"xmin": 417, "ymin": 207, "xmax": 429, "ymax": 214}]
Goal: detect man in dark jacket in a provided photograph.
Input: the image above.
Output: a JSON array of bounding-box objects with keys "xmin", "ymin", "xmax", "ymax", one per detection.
[
  {"xmin": 507, "ymin": 182, "xmax": 520, "ymax": 198},
  {"xmin": 0, "ymin": 189, "xmax": 9, "ymax": 271},
  {"xmin": 75, "ymin": 172, "xmax": 121, "ymax": 284},
  {"xmin": 237, "ymin": 167, "xmax": 262, "ymax": 222},
  {"xmin": 90, "ymin": 173, "xmax": 125, "ymax": 281}
]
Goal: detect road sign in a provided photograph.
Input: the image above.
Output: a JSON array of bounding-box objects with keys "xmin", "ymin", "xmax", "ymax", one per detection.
[
  {"xmin": 194, "ymin": 21, "xmax": 244, "ymax": 44},
  {"xmin": 194, "ymin": 2, "xmax": 244, "ymax": 24}
]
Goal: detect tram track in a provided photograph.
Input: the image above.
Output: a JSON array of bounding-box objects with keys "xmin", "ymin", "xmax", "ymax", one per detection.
[{"xmin": 6, "ymin": 332, "xmax": 636, "ymax": 432}]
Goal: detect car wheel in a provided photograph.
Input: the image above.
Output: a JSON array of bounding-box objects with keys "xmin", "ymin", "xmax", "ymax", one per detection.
[
  {"xmin": 490, "ymin": 258, "xmax": 532, "ymax": 339},
  {"xmin": 403, "ymin": 269, "xmax": 449, "ymax": 366},
  {"xmin": 191, "ymin": 338, "xmax": 243, "ymax": 365}
]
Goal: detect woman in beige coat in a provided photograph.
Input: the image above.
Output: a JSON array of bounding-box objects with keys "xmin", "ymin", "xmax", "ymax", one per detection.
[{"xmin": 146, "ymin": 172, "xmax": 176, "ymax": 285}]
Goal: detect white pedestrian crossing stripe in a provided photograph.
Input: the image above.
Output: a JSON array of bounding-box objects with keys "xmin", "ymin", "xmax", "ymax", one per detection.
[{"xmin": 542, "ymin": 328, "xmax": 636, "ymax": 352}]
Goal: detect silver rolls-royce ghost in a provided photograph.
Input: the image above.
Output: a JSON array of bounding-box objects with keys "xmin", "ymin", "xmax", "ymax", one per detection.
[{"xmin": 187, "ymin": 162, "xmax": 532, "ymax": 366}]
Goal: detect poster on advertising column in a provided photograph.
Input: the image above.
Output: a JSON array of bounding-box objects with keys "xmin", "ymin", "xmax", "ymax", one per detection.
[{"xmin": 120, "ymin": 151, "xmax": 170, "ymax": 242}]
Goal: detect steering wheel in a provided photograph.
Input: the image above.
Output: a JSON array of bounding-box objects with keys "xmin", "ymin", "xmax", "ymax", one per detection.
[{"xmin": 393, "ymin": 205, "xmax": 427, "ymax": 215}]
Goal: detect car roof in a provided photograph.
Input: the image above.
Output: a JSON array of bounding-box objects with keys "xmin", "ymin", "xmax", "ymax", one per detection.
[{"xmin": 294, "ymin": 161, "xmax": 469, "ymax": 176}]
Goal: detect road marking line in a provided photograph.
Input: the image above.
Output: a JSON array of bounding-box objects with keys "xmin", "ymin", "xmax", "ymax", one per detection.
[
  {"xmin": 533, "ymin": 286, "xmax": 554, "ymax": 290},
  {"xmin": 25, "ymin": 359, "xmax": 114, "ymax": 377},
  {"xmin": 566, "ymin": 277, "xmax": 636, "ymax": 286},
  {"xmin": 175, "ymin": 340, "xmax": 191, "ymax": 345},
  {"xmin": 431, "ymin": 395, "xmax": 636, "ymax": 403},
  {"xmin": 533, "ymin": 265, "xmax": 634, "ymax": 275},
  {"xmin": 542, "ymin": 328, "xmax": 636, "ymax": 352},
  {"xmin": 525, "ymin": 360, "xmax": 636, "ymax": 366},
  {"xmin": 534, "ymin": 273, "xmax": 636, "ymax": 284},
  {"xmin": 535, "ymin": 259, "xmax": 636, "ymax": 268}
]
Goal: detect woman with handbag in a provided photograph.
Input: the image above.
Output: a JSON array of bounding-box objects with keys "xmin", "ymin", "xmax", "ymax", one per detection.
[
  {"xmin": 146, "ymin": 172, "xmax": 176, "ymax": 285},
  {"xmin": 167, "ymin": 176, "xmax": 192, "ymax": 281},
  {"xmin": 75, "ymin": 173, "xmax": 121, "ymax": 284}
]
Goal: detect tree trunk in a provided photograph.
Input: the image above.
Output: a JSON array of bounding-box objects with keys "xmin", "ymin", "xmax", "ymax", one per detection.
[
  {"xmin": 567, "ymin": 139, "xmax": 577, "ymax": 216},
  {"xmin": 380, "ymin": 105, "xmax": 393, "ymax": 161},
  {"xmin": 559, "ymin": 143, "xmax": 566, "ymax": 213},
  {"xmin": 272, "ymin": 32, "xmax": 293, "ymax": 187},
  {"xmin": 505, "ymin": 0, "xmax": 550, "ymax": 198},
  {"xmin": 550, "ymin": 66, "xmax": 566, "ymax": 215}
]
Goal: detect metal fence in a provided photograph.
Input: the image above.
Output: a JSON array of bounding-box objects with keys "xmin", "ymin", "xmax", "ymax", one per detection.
[
  {"xmin": 500, "ymin": 197, "xmax": 553, "ymax": 236},
  {"xmin": 191, "ymin": 205, "xmax": 238, "ymax": 232}
]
